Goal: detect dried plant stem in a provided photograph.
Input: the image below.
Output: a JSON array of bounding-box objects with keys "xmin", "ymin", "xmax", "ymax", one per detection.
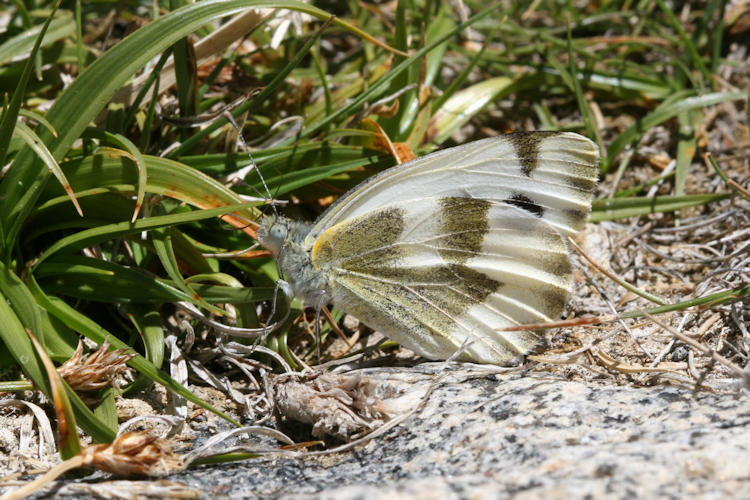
[
  {"xmin": 594, "ymin": 350, "xmax": 684, "ymax": 376},
  {"xmin": 568, "ymin": 236, "xmax": 668, "ymax": 305},
  {"xmin": 704, "ymin": 152, "xmax": 750, "ymax": 200},
  {"xmin": 0, "ymin": 455, "xmax": 84, "ymax": 500},
  {"xmin": 643, "ymin": 311, "xmax": 748, "ymax": 385},
  {"xmin": 321, "ymin": 305, "xmax": 351, "ymax": 346}
]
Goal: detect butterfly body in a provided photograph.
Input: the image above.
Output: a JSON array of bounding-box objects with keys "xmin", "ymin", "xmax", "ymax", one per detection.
[
  {"xmin": 257, "ymin": 132, "xmax": 599, "ymax": 365},
  {"xmin": 258, "ymin": 216, "xmax": 329, "ymax": 305}
]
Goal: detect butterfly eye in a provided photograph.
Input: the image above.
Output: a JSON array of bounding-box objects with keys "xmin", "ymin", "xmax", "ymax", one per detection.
[
  {"xmin": 269, "ymin": 222, "xmax": 287, "ymax": 242},
  {"xmin": 257, "ymin": 216, "xmax": 288, "ymax": 255}
]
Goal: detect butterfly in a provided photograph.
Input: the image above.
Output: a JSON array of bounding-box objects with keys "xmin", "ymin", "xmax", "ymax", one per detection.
[{"xmin": 256, "ymin": 131, "xmax": 599, "ymax": 365}]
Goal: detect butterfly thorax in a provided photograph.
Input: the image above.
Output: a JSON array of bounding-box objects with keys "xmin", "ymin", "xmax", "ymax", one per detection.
[{"xmin": 257, "ymin": 215, "xmax": 330, "ymax": 306}]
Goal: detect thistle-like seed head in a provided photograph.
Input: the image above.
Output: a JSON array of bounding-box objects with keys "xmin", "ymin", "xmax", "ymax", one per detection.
[{"xmin": 58, "ymin": 340, "xmax": 136, "ymax": 394}]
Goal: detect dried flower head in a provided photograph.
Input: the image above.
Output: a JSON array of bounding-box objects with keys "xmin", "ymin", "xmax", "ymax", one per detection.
[
  {"xmin": 57, "ymin": 340, "xmax": 136, "ymax": 395},
  {"xmin": 0, "ymin": 431, "xmax": 183, "ymax": 500},
  {"xmin": 80, "ymin": 431, "xmax": 184, "ymax": 477},
  {"xmin": 273, "ymin": 372, "xmax": 393, "ymax": 441}
]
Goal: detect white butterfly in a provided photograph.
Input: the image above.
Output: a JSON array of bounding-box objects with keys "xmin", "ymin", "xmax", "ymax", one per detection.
[{"xmin": 257, "ymin": 132, "xmax": 599, "ymax": 365}]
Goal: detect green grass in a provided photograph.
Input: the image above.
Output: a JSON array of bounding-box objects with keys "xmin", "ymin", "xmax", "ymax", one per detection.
[{"xmin": 0, "ymin": 0, "xmax": 748, "ymax": 467}]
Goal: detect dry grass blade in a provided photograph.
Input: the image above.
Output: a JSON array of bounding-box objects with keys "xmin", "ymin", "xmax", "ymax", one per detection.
[
  {"xmin": 594, "ymin": 350, "xmax": 685, "ymax": 377},
  {"xmin": 25, "ymin": 329, "xmax": 80, "ymax": 458},
  {"xmin": 58, "ymin": 480, "xmax": 201, "ymax": 499},
  {"xmin": 117, "ymin": 415, "xmax": 185, "ymax": 439},
  {"xmin": 497, "ymin": 314, "xmax": 618, "ymax": 332},
  {"xmin": 321, "ymin": 305, "xmax": 353, "ymax": 348},
  {"xmin": 704, "ymin": 152, "xmax": 750, "ymax": 200},
  {"xmin": 643, "ymin": 311, "xmax": 750, "ymax": 390},
  {"xmin": 183, "ymin": 426, "xmax": 296, "ymax": 465},
  {"xmin": 568, "ymin": 236, "xmax": 668, "ymax": 306},
  {"xmin": 0, "ymin": 400, "xmax": 56, "ymax": 458}
]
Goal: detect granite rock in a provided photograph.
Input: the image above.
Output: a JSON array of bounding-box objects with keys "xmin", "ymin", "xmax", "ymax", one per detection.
[{"xmin": 167, "ymin": 367, "xmax": 750, "ymax": 499}]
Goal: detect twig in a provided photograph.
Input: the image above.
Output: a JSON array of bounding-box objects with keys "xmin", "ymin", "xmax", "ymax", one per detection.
[
  {"xmin": 569, "ymin": 236, "xmax": 668, "ymax": 305},
  {"xmin": 643, "ymin": 311, "xmax": 749, "ymax": 388}
]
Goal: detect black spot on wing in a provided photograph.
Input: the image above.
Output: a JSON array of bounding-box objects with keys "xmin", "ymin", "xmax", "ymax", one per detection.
[
  {"xmin": 505, "ymin": 193, "xmax": 545, "ymax": 218},
  {"xmin": 508, "ymin": 131, "xmax": 561, "ymax": 177}
]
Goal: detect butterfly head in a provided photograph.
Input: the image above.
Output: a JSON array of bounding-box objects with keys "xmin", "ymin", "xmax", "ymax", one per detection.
[
  {"xmin": 256, "ymin": 214, "xmax": 288, "ymax": 255},
  {"xmin": 257, "ymin": 213, "xmax": 328, "ymax": 305},
  {"xmin": 257, "ymin": 214, "xmax": 313, "ymax": 255}
]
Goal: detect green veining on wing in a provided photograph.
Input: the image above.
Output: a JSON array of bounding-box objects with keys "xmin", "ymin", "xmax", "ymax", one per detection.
[{"xmin": 316, "ymin": 199, "xmax": 502, "ymax": 344}]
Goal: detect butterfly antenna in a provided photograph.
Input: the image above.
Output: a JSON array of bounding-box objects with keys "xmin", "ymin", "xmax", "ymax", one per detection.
[
  {"xmin": 222, "ymin": 104, "xmax": 278, "ymax": 219},
  {"xmin": 265, "ymin": 166, "xmax": 285, "ymax": 219}
]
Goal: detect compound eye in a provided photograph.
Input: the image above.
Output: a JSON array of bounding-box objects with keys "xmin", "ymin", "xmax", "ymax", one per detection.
[
  {"xmin": 269, "ymin": 222, "xmax": 287, "ymax": 241},
  {"xmin": 257, "ymin": 216, "xmax": 288, "ymax": 255}
]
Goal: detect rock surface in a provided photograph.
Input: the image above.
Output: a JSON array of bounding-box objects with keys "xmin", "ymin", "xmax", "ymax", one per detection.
[{"xmin": 3, "ymin": 366, "xmax": 748, "ymax": 499}]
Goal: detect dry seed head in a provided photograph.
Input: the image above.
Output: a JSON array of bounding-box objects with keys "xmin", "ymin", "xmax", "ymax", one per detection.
[
  {"xmin": 58, "ymin": 340, "xmax": 136, "ymax": 393},
  {"xmin": 80, "ymin": 431, "xmax": 183, "ymax": 477},
  {"xmin": 273, "ymin": 372, "xmax": 393, "ymax": 440}
]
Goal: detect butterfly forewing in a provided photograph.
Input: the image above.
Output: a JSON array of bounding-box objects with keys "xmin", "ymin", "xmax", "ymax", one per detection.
[{"xmin": 305, "ymin": 132, "xmax": 599, "ymax": 248}]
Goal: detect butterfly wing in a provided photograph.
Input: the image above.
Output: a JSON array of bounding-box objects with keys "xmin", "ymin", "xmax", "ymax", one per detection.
[
  {"xmin": 305, "ymin": 131, "xmax": 599, "ymax": 249},
  {"xmin": 310, "ymin": 197, "xmax": 575, "ymax": 363},
  {"xmin": 301, "ymin": 131, "xmax": 598, "ymax": 364}
]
